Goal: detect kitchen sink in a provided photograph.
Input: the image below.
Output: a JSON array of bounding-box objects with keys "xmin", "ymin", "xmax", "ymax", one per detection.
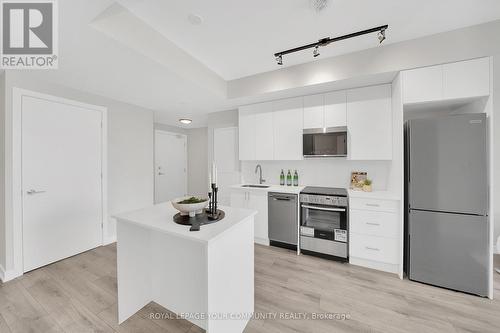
[{"xmin": 241, "ymin": 184, "xmax": 270, "ymax": 188}]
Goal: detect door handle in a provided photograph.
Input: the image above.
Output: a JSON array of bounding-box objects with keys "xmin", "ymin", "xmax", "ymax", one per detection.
[
  {"xmin": 27, "ymin": 189, "xmax": 46, "ymax": 195},
  {"xmin": 158, "ymin": 172, "xmax": 165, "ymax": 176}
]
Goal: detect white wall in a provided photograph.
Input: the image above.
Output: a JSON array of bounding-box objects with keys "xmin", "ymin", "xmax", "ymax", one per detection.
[
  {"xmin": 207, "ymin": 109, "xmax": 239, "ymax": 168},
  {"xmin": 154, "ymin": 122, "xmax": 187, "ymax": 135},
  {"xmin": 2, "ymin": 70, "xmax": 154, "ymax": 274},
  {"xmin": 187, "ymin": 127, "xmax": 209, "ymax": 196},
  {"xmin": 0, "ymin": 72, "xmax": 5, "ymax": 271}
]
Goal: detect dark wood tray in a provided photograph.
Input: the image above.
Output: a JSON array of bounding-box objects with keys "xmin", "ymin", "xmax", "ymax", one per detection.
[{"xmin": 173, "ymin": 209, "xmax": 225, "ymax": 231}]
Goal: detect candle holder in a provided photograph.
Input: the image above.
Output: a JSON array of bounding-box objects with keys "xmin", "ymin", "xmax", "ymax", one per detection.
[{"xmin": 206, "ymin": 183, "xmax": 220, "ymax": 220}]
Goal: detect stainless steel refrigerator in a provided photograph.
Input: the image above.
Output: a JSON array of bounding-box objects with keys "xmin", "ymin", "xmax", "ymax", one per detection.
[{"xmin": 405, "ymin": 113, "xmax": 490, "ymax": 297}]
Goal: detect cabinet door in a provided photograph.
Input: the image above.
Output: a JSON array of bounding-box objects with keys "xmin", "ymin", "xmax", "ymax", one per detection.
[
  {"xmin": 230, "ymin": 190, "xmax": 247, "ymax": 209},
  {"xmin": 402, "ymin": 65, "xmax": 443, "ymax": 104},
  {"xmin": 248, "ymin": 191, "xmax": 268, "ymax": 244},
  {"xmin": 324, "ymin": 90, "xmax": 347, "ymax": 127},
  {"xmin": 238, "ymin": 107, "xmax": 256, "ymax": 160},
  {"xmin": 303, "ymin": 94, "xmax": 324, "ymax": 129},
  {"xmin": 254, "ymin": 104, "xmax": 274, "ymax": 160},
  {"xmin": 347, "ymin": 85, "xmax": 392, "ymax": 160},
  {"xmin": 443, "ymin": 58, "xmax": 490, "ymax": 100},
  {"xmin": 273, "ymin": 97, "xmax": 303, "ymax": 160}
]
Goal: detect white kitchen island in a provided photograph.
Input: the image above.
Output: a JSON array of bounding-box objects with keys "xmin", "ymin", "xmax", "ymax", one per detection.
[{"xmin": 114, "ymin": 203, "xmax": 256, "ymax": 333}]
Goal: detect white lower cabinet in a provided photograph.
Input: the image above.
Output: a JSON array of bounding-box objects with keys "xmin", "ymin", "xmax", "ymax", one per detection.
[
  {"xmin": 350, "ymin": 233, "xmax": 398, "ymax": 264},
  {"xmin": 230, "ymin": 190, "xmax": 269, "ymax": 245},
  {"xmin": 350, "ymin": 209, "xmax": 398, "ymax": 238},
  {"xmin": 349, "ymin": 197, "xmax": 400, "ymax": 275}
]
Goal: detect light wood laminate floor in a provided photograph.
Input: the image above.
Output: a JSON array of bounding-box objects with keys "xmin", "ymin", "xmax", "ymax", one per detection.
[{"xmin": 0, "ymin": 243, "xmax": 499, "ymax": 333}]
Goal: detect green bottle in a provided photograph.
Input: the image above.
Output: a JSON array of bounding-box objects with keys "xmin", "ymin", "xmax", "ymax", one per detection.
[
  {"xmin": 286, "ymin": 170, "xmax": 292, "ymax": 186},
  {"xmin": 280, "ymin": 169, "xmax": 285, "ymax": 186},
  {"xmin": 293, "ymin": 170, "xmax": 299, "ymax": 186}
]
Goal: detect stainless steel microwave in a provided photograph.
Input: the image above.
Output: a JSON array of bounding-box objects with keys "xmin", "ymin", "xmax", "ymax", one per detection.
[{"xmin": 303, "ymin": 127, "xmax": 348, "ymax": 157}]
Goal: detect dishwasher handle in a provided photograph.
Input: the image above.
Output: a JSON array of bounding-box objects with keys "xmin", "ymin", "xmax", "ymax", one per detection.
[
  {"xmin": 273, "ymin": 197, "xmax": 292, "ymax": 201},
  {"xmin": 269, "ymin": 193, "xmax": 295, "ymax": 201}
]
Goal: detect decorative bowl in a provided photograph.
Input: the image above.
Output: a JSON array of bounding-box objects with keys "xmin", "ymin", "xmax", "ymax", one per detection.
[{"xmin": 171, "ymin": 197, "xmax": 209, "ymax": 217}]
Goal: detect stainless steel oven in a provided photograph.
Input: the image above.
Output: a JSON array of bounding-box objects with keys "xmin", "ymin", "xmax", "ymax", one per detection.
[{"xmin": 299, "ymin": 187, "xmax": 348, "ymax": 260}]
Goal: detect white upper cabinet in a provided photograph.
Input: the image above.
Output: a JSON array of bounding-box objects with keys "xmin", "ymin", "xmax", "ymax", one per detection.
[
  {"xmin": 303, "ymin": 91, "xmax": 347, "ymax": 129},
  {"xmin": 347, "ymin": 85, "xmax": 392, "ymax": 160},
  {"xmin": 402, "ymin": 58, "xmax": 490, "ymax": 104},
  {"xmin": 273, "ymin": 97, "xmax": 303, "ymax": 160},
  {"xmin": 303, "ymin": 94, "xmax": 324, "ymax": 129},
  {"xmin": 254, "ymin": 107, "xmax": 274, "ymax": 160},
  {"xmin": 324, "ymin": 90, "xmax": 347, "ymax": 128},
  {"xmin": 239, "ymin": 102, "xmax": 274, "ymax": 161},
  {"xmin": 443, "ymin": 57, "xmax": 490, "ymax": 100},
  {"xmin": 239, "ymin": 98, "xmax": 302, "ymax": 161},
  {"xmin": 402, "ymin": 65, "xmax": 443, "ymax": 104},
  {"xmin": 238, "ymin": 106, "xmax": 256, "ymax": 160}
]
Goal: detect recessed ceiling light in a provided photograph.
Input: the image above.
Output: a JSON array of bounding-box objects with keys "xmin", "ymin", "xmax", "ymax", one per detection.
[
  {"xmin": 179, "ymin": 118, "xmax": 193, "ymax": 125},
  {"xmin": 187, "ymin": 14, "xmax": 203, "ymax": 25}
]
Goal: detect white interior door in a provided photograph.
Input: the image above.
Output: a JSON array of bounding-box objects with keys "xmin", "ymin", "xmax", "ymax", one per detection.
[
  {"xmin": 214, "ymin": 127, "xmax": 240, "ymax": 205},
  {"xmin": 155, "ymin": 131, "xmax": 187, "ymax": 203},
  {"xmin": 22, "ymin": 95, "xmax": 103, "ymax": 272}
]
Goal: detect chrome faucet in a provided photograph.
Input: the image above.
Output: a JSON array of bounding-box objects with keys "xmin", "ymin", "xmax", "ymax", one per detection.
[{"xmin": 255, "ymin": 164, "xmax": 266, "ymax": 184}]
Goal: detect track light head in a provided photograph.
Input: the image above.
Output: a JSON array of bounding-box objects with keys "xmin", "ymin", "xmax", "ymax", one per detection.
[
  {"xmin": 313, "ymin": 45, "xmax": 320, "ymax": 57},
  {"xmin": 276, "ymin": 54, "xmax": 283, "ymax": 65},
  {"xmin": 378, "ymin": 28, "xmax": 386, "ymax": 44}
]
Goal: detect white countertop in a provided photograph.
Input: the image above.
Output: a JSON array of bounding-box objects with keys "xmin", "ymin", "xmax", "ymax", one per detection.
[
  {"xmin": 229, "ymin": 184, "xmax": 305, "ymax": 194},
  {"xmin": 114, "ymin": 203, "xmax": 257, "ymax": 244},
  {"xmin": 229, "ymin": 184, "xmax": 401, "ymax": 200},
  {"xmin": 348, "ymin": 189, "xmax": 401, "ymax": 201}
]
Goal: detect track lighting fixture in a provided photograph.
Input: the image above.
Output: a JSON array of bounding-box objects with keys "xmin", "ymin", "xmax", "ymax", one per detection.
[
  {"xmin": 274, "ymin": 25, "xmax": 388, "ymax": 65},
  {"xmin": 313, "ymin": 45, "xmax": 320, "ymax": 57},
  {"xmin": 276, "ymin": 54, "xmax": 283, "ymax": 65}
]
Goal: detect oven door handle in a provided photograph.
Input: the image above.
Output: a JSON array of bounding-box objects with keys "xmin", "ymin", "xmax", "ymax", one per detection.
[{"xmin": 301, "ymin": 204, "xmax": 346, "ymax": 212}]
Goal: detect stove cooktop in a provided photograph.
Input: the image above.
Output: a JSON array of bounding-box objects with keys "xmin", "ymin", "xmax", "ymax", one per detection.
[{"xmin": 300, "ymin": 186, "xmax": 348, "ymax": 197}]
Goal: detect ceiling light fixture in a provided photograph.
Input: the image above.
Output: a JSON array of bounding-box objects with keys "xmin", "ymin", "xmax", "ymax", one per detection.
[
  {"xmin": 274, "ymin": 25, "xmax": 388, "ymax": 65},
  {"xmin": 179, "ymin": 118, "xmax": 192, "ymax": 125},
  {"xmin": 313, "ymin": 45, "xmax": 320, "ymax": 57}
]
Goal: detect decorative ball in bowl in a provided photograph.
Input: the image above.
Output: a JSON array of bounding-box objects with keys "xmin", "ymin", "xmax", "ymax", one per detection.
[{"xmin": 171, "ymin": 196, "xmax": 209, "ymax": 217}]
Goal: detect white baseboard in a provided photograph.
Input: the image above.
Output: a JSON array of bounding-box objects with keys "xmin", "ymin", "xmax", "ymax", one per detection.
[
  {"xmin": 349, "ymin": 257, "xmax": 399, "ymax": 276},
  {"xmin": 254, "ymin": 237, "xmax": 269, "ymax": 246},
  {"xmin": 0, "ymin": 264, "xmax": 20, "ymax": 283},
  {"xmin": 103, "ymin": 235, "xmax": 117, "ymax": 245}
]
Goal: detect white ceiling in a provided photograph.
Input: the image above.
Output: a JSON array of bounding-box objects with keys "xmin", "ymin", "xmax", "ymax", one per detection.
[
  {"xmin": 12, "ymin": 0, "xmax": 500, "ymax": 127},
  {"xmin": 117, "ymin": 0, "xmax": 500, "ymax": 80}
]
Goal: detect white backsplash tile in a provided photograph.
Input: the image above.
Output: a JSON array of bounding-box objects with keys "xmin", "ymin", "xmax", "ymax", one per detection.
[{"xmin": 241, "ymin": 159, "xmax": 391, "ymax": 190}]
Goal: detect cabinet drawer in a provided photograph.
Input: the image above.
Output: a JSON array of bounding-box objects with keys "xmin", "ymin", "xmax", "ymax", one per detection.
[
  {"xmin": 349, "ymin": 198, "xmax": 398, "ymax": 212},
  {"xmin": 350, "ymin": 233, "xmax": 398, "ymax": 264},
  {"xmin": 350, "ymin": 209, "xmax": 398, "ymax": 238}
]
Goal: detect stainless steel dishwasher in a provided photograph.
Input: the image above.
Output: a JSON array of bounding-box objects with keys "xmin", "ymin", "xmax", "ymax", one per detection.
[{"xmin": 268, "ymin": 192, "xmax": 298, "ymax": 250}]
